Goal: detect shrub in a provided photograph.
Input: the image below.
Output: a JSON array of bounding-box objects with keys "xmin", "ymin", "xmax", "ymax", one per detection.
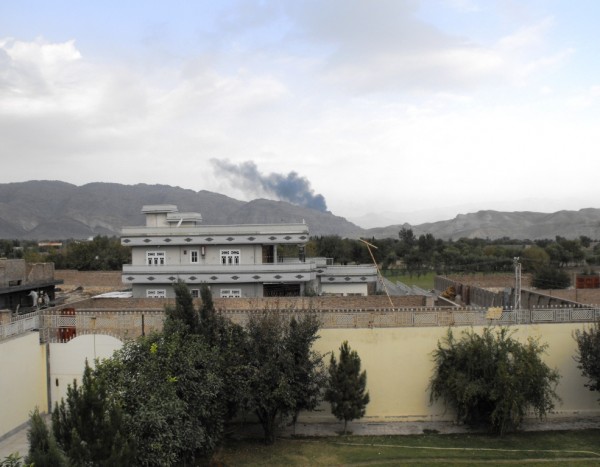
[
  {"xmin": 574, "ymin": 322, "xmax": 600, "ymax": 395},
  {"xmin": 430, "ymin": 327, "xmax": 560, "ymax": 434}
]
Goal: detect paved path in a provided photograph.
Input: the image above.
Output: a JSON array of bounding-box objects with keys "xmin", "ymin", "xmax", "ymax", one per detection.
[{"xmin": 0, "ymin": 425, "xmax": 29, "ymax": 461}]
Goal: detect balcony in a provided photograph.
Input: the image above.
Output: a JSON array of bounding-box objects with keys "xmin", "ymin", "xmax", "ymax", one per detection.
[{"xmin": 122, "ymin": 262, "xmax": 317, "ymax": 285}]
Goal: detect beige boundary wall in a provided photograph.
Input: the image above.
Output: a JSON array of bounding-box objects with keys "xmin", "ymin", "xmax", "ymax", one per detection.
[
  {"xmin": 3, "ymin": 322, "xmax": 600, "ymax": 439},
  {"xmin": 0, "ymin": 332, "xmax": 47, "ymax": 439},
  {"xmin": 304, "ymin": 322, "xmax": 600, "ymax": 422}
]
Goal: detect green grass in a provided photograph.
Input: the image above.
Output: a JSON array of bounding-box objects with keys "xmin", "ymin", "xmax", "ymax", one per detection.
[
  {"xmin": 213, "ymin": 430, "xmax": 600, "ymax": 466},
  {"xmin": 383, "ymin": 271, "xmax": 437, "ymax": 290}
]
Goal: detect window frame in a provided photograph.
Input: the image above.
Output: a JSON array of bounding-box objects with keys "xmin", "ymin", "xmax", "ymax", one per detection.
[
  {"xmin": 220, "ymin": 249, "xmax": 241, "ymax": 265},
  {"xmin": 220, "ymin": 288, "xmax": 241, "ymax": 298},
  {"xmin": 146, "ymin": 251, "xmax": 165, "ymax": 266},
  {"xmin": 146, "ymin": 289, "xmax": 166, "ymax": 298}
]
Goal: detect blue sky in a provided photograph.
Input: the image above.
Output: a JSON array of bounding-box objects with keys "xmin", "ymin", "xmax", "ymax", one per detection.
[{"xmin": 1, "ymin": 1, "xmax": 600, "ymax": 227}]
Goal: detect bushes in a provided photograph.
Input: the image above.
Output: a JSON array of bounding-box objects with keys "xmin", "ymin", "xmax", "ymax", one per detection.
[
  {"xmin": 430, "ymin": 327, "xmax": 560, "ymax": 434},
  {"xmin": 574, "ymin": 322, "xmax": 600, "ymax": 395}
]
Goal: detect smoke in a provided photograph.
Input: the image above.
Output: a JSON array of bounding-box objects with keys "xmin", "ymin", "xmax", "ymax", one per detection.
[{"xmin": 211, "ymin": 159, "xmax": 328, "ymax": 212}]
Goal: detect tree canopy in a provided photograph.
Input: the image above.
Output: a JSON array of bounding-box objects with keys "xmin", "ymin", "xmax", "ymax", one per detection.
[
  {"xmin": 325, "ymin": 340, "xmax": 370, "ymax": 434},
  {"xmin": 430, "ymin": 327, "xmax": 560, "ymax": 435}
]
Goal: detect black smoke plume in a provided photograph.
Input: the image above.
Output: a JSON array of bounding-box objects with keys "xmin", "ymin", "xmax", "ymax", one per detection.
[{"xmin": 211, "ymin": 159, "xmax": 328, "ymax": 212}]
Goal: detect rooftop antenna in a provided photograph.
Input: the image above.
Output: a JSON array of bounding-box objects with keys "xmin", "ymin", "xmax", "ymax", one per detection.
[{"xmin": 359, "ymin": 238, "xmax": 394, "ymax": 308}]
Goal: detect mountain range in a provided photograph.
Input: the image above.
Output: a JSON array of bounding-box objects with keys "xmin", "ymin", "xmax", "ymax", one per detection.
[{"xmin": 0, "ymin": 181, "xmax": 598, "ymax": 241}]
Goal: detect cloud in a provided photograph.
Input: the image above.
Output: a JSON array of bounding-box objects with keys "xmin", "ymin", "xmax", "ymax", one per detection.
[{"xmin": 210, "ymin": 159, "xmax": 328, "ymax": 212}]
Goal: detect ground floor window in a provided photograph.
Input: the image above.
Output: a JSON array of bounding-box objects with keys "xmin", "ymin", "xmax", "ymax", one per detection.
[
  {"xmin": 263, "ymin": 283, "xmax": 301, "ymax": 297},
  {"xmin": 146, "ymin": 289, "xmax": 166, "ymax": 298},
  {"xmin": 220, "ymin": 288, "xmax": 241, "ymax": 298},
  {"xmin": 190, "ymin": 288, "xmax": 200, "ymax": 298}
]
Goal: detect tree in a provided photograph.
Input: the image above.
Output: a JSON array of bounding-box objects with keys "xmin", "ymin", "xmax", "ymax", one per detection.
[
  {"xmin": 430, "ymin": 327, "xmax": 560, "ymax": 435},
  {"xmin": 287, "ymin": 315, "xmax": 327, "ymax": 432},
  {"xmin": 245, "ymin": 311, "xmax": 324, "ymax": 444},
  {"xmin": 325, "ymin": 341, "xmax": 370, "ymax": 434},
  {"xmin": 163, "ymin": 280, "xmax": 200, "ymax": 335},
  {"xmin": 26, "ymin": 408, "xmax": 65, "ymax": 467},
  {"xmin": 101, "ymin": 332, "xmax": 225, "ymax": 466},
  {"xmin": 52, "ymin": 283, "xmax": 234, "ymax": 466},
  {"xmin": 574, "ymin": 323, "xmax": 600, "ymax": 395},
  {"xmin": 531, "ymin": 265, "xmax": 570, "ymax": 289},
  {"xmin": 52, "ymin": 361, "xmax": 134, "ymax": 466}
]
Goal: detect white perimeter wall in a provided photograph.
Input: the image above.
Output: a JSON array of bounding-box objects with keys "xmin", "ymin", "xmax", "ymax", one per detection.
[
  {"xmin": 49, "ymin": 335, "xmax": 123, "ymax": 408},
  {"xmin": 0, "ymin": 333, "xmax": 47, "ymax": 438}
]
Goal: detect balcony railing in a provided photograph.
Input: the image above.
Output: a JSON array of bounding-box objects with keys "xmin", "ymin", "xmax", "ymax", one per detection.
[{"xmin": 0, "ymin": 311, "xmax": 40, "ymax": 342}]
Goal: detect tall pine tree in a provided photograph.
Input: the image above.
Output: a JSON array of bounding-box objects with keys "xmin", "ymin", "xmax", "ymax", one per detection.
[{"xmin": 325, "ymin": 341, "xmax": 370, "ymax": 434}]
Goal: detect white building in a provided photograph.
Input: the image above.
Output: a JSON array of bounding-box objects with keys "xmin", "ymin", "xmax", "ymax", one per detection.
[{"xmin": 121, "ymin": 205, "xmax": 377, "ymax": 298}]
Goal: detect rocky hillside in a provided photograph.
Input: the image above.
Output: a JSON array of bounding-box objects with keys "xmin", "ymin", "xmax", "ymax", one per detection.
[
  {"xmin": 0, "ymin": 181, "xmax": 363, "ymax": 239},
  {"xmin": 367, "ymin": 209, "xmax": 600, "ymax": 240},
  {"xmin": 0, "ymin": 181, "xmax": 598, "ymax": 240}
]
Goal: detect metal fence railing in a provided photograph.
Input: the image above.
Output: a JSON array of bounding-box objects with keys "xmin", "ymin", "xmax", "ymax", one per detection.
[
  {"xmin": 4, "ymin": 306, "xmax": 600, "ymax": 344},
  {"xmin": 0, "ymin": 311, "xmax": 40, "ymax": 341}
]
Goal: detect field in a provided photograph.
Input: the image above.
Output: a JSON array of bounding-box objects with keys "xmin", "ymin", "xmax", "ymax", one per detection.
[
  {"xmin": 383, "ymin": 270, "xmax": 437, "ymax": 290},
  {"xmin": 213, "ymin": 430, "xmax": 600, "ymax": 466}
]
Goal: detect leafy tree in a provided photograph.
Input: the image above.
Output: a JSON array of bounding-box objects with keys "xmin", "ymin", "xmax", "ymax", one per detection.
[
  {"xmin": 25, "ymin": 408, "xmax": 65, "ymax": 467},
  {"xmin": 245, "ymin": 311, "xmax": 324, "ymax": 444},
  {"xmin": 430, "ymin": 327, "xmax": 560, "ymax": 435},
  {"xmin": 531, "ymin": 265, "xmax": 571, "ymax": 289},
  {"xmin": 287, "ymin": 315, "xmax": 327, "ymax": 432},
  {"xmin": 52, "ymin": 361, "xmax": 134, "ymax": 466},
  {"xmin": 163, "ymin": 280, "xmax": 200, "ymax": 335},
  {"xmin": 574, "ymin": 323, "xmax": 600, "ymax": 396},
  {"xmin": 101, "ymin": 332, "xmax": 225, "ymax": 466},
  {"xmin": 325, "ymin": 341, "xmax": 370, "ymax": 434},
  {"xmin": 197, "ymin": 283, "xmax": 250, "ymax": 420},
  {"xmin": 0, "ymin": 453, "xmax": 30, "ymax": 467}
]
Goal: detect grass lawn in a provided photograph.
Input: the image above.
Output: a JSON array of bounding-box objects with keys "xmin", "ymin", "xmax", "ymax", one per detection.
[
  {"xmin": 383, "ymin": 271, "xmax": 437, "ymax": 290},
  {"xmin": 213, "ymin": 430, "xmax": 600, "ymax": 466}
]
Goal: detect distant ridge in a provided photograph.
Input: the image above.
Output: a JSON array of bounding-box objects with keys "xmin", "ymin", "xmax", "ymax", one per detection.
[
  {"xmin": 0, "ymin": 181, "xmax": 363, "ymax": 239},
  {"xmin": 0, "ymin": 181, "xmax": 598, "ymax": 240},
  {"xmin": 367, "ymin": 209, "xmax": 600, "ymax": 240}
]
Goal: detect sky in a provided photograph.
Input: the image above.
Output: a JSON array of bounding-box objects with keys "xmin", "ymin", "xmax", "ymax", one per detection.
[{"xmin": 1, "ymin": 0, "xmax": 600, "ymax": 227}]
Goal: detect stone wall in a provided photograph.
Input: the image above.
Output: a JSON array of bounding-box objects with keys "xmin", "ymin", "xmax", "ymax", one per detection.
[
  {"xmin": 60, "ymin": 294, "xmax": 426, "ymax": 312},
  {"xmin": 444, "ymin": 273, "xmax": 532, "ymax": 288},
  {"xmin": 55, "ymin": 270, "xmax": 124, "ymax": 289}
]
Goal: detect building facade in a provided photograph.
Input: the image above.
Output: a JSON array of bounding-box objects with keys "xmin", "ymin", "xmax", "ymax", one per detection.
[
  {"xmin": 0, "ymin": 259, "xmax": 62, "ymax": 313},
  {"xmin": 121, "ymin": 205, "xmax": 377, "ymax": 298}
]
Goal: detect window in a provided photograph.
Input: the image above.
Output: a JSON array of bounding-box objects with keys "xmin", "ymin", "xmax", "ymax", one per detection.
[
  {"xmin": 146, "ymin": 251, "xmax": 165, "ymax": 266},
  {"xmin": 190, "ymin": 288, "xmax": 200, "ymax": 298},
  {"xmin": 220, "ymin": 249, "xmax": 240, "ymax": 265},
  {"xmin": 190, "ymin": 250, "xmax": 199, "ymax": 263},
  {"xmin": 220, "ymin": 288, "xmax": 241, "ymax": 298},
  {"xmin": 147, "ymin": 289, "xmax": 166, "ymax": 298}
]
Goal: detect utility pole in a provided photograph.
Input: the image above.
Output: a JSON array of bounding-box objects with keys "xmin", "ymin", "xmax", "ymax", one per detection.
[
  {"xmin": 359, "ymin": 239, "xmax": 394, "ymax": 308},
  {"xmin": 514, "ymin": 257, "xmax": 521, "ymax": 310}
]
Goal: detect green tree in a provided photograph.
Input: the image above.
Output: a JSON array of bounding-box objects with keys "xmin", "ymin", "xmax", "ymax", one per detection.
[
  {"xmin": 325, "ymin": 341, "xmax": 370, "ymax": 434},
  {"xmin": 430, "ymin": 327, "xmax": 560, "ymax": 435},
  {"xmin": 52, "ymin": 361, "xmax": 134, "ymax": 466},
  {"xmin": 531, "ymin": 265, "xmax": 571, "ymax": 289},
  {"xmin": 26, "ymin": 408, "xmax": 66, "ymax": 467},
  {"xmin": 101, "ymin": 332, "xmax": 225, "ymax": 466},
  {"xmin": 574, "ymin": 323, "xmax": 600, "ymax": 396},
  {"xmin": 287, "ymin": 315, "xmax": 327, "ymax": 433},
  {"xmin": 245, "ymin": 311, "xmax": 324, "ymax": 444},
  {"xmin": 163, "ymin": 280, "xmax": 200, "ymax": 335}
]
